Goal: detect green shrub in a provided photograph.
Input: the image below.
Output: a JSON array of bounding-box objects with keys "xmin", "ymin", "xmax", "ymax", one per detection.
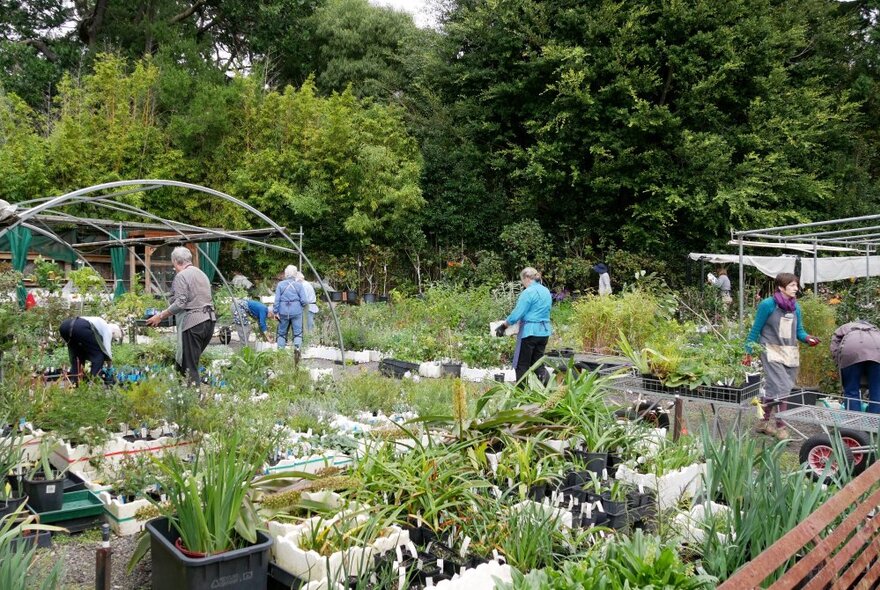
[
  {"xmin": 797, "ymin": 294, "xmax": 838, "ymax": 389},
  {"xmin": 573, "ymin": 290, "xmax": 662, "ymax": 353}
]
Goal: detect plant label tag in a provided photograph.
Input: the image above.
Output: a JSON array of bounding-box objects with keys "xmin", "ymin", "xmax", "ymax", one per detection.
[
  {"xmin": 437, "ymin": 559, "xmax": 444, "ymax": 570},
  {"xmin": 396, "ymin": 546, "xmax": 403, "ymax": 562},
  {"xmin": 407, "ymin": 542, "xmax": 418, "ymax": 557},
  {"xmin": 602, "ymin": 468, "xmax": 608, "ymax": 480},
  {"xmin": 426, "ymin": 577, "xmax": 434, "ymax": 587},
  {"xmin": 638, "ymin": 483, "xmax": 644, "ymax": 494},
  {"xmin": 46, "ymin": 485, "xmax": 55, "ymax": 493},
  {"xmin": 596, "ymin": 501, "xmax": 605, "ymax": 513},
  {"xmin": 586, "ymin": 504, "xmax": 592, "ymax": 518},
  {"xmin": 460, "ymin": 536, "xmax": 471, "ymax": 557}
]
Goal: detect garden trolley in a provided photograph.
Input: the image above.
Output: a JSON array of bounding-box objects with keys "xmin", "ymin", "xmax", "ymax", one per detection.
[
  {"xmin": 604, "ymin": 368, "xmax": 764, "ymax": 440},
  {"xmin": 773, "ymin": 392, "xmax": 878, "ymax": 481}
]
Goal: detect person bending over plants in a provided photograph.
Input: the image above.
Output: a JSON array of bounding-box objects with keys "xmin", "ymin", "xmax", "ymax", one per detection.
[
  {"xmin": 59, "ymin": 316, "xmax": 120, "ymax": 385},
  {"xmin": 744, "ymin": 273, "xmax": 820, "ymax": 439}
]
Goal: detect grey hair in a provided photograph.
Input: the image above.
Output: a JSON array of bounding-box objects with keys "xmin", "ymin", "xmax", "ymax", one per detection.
[
  {"xmin": 520, "ymin": 267, "xmax": 539, "ymax": 281},
  {"xmin": 171, "ymin": 246, "xmax": 193, "ymax": 266},
  {"xmin": 284, "ymin": 265, "xmax": 298, "ymax": 279},
  {"xmin": 296, "ymin": 272, "xmax": 305, "ymax": 281}
]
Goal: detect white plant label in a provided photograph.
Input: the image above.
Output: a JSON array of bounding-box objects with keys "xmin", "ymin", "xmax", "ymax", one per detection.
[{"xmin": 46, "ymin": 485, "xmax": 55, "ymax": 493}]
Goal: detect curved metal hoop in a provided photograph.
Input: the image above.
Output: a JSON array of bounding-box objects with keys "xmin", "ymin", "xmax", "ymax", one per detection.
[{"xmin": 1, "ymin": 180, "xmax": 346, "ymax": 363}]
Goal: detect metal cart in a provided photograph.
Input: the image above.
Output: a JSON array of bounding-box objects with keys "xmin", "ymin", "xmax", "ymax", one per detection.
[
  {"xmin": 773, "ymin": 391, "xmax": 877, "ymax": 480},
  {"xmin": 602, "ymin": 366, "xmax": 764, "ymax": 439}
]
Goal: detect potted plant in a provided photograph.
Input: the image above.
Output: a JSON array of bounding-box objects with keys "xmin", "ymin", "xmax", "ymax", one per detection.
[
  {"xmin": 23, "ymin": 440, "xmax": 68, "ymax": 513},
  {"xmin": 132, "ymin": 432, "xmax": 272, "ymax": 589},
  {"xmin": 0, "ymin": 429, "xmax": 25, "ymax": 518}
]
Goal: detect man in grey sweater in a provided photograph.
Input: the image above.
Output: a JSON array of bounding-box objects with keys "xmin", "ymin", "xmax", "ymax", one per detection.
[{"xmin": 146, "ymin": 246, "xmax": 216, "ymax": 385}]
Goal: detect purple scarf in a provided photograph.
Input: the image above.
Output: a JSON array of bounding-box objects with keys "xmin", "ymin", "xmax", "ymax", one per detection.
[{"xmin": 773, "ymin": 291, "xmax": 797, "ymax": 313}]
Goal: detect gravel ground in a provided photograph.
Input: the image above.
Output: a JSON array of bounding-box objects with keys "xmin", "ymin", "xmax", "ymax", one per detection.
[{"xmin": 34, "ymin": 529, "xmax": 151, "ymax": 590}]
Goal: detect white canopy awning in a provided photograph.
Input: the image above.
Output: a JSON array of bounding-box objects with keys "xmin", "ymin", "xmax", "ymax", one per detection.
[{"xmin": 689, "ymin": 252, "xmax": 880, "ymax": 283}]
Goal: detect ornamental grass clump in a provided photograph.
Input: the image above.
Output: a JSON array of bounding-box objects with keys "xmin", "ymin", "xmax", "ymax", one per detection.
[{"xmin": 153, "ymin": 432, "xmax": 261, "ymax": 555}]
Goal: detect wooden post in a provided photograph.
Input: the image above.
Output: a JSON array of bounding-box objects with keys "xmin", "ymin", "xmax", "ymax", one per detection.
[
  {"xmin": 144, "ymin": 246, "xmax": 153, "ymax": 293},
  {"xmin": 673, "ymin": 396, "xmax": 684, "ymax": 442},
  {"xmin": 128, "ymin": 247, "xmax": 136, "ymax": 292}
]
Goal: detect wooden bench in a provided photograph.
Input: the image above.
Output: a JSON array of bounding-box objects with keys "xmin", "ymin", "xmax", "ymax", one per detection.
[{"xmin": 718, "ymin": 458, "xmax": 880, "ymax": 589}]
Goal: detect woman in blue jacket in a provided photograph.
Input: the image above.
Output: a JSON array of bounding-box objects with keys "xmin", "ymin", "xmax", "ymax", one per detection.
[
  {"xmin": 496, "ymin": 267, "xmax": 552, "ymax": 384},
  {"xmin": 745, "ymin": 273, "xmax": 820, "ymax": 438}
]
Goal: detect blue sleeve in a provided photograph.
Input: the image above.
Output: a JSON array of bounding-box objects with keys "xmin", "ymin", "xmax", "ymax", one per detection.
[
  {"xmin": 745, "ymin": 299, "xmax": 774, "ymax": 353},
  {"xmin": 795, "ymin": 305, "xmax": 809, "ymax": 342},
  {"xmin": 506, "ymin": 289, "xmax": 532, "ymax": 325}
]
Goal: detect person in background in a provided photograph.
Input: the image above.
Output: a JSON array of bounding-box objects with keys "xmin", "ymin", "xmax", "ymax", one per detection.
[
  {"xmin": 273, "ymin": 265, "xmax": 306, "ymax": 362},
  {"xmin": 830, "ymin": 320, "xmax": 880, "ymax": 413},
  {"xmin": 711, "ymin": 268, "xmax": 733, "ymax": 307},
  {"xmin": 745, "ymin": 272, "xmax": 821, "ymax": 438},
  {"xmin": 234, "ymin": 299, "xmax": 271, "ymax": 341},
  {"xmin": 594, "ymin": 263, "xmax": 612, "ymax": 296},
  {"xmin": 146, "ymin": 246, "xmax": 216, "ymax": 386},
  {"xmin": 59, "ymin": 316, "xmax": 118, "ymax": 385},
  {"xmin": 297, "ymin": 272, "xmax": 318, "ymax": 333},
  {"xmin": 496, "ymin": 266, "xmax": 553, "ymax": 384}
]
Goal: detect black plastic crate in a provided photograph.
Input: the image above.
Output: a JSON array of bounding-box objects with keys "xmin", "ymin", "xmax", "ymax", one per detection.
[
  {"xmin": 379, "ymin": 359, "xmax": 419, "ymax": 379},
  {"xmin": 693, "ymin": 380, "xmax": 763, "ymax": 404},
  {"xmin": 267, "ymin": 562, "xmax": 303, "ymax": 590},
  {"xmin": 782, "ymin": 389, "xmax": 824, "ymax": 407},
  {"xmin": 640, "ymin": 375, "xmax": 689, "ymax": 395},
  {"xmin": 147, "ymin": 517, "xmax": 272, "ymax": 590}
]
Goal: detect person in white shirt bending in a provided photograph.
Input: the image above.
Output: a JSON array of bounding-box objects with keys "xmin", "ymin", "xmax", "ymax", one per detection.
[{"xmin": 59, "ymin": 316, "xmax": 119, "ymax": 385}]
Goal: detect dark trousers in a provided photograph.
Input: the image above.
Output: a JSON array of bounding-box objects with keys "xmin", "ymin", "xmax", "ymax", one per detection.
[
  {"xmin": 178, "ymin": 320, "xmax": 215, "ymax": 385},
  {"xmin": 515, "ymin": 335, "xmax": 549, "ymax": 384},
  {"xmin": 841, "ymin": 361, "xmax": 880, "ymax": 414},
  {"xmin": 59, "ymin": 318, "xmax": 108, "ymax": 385}
]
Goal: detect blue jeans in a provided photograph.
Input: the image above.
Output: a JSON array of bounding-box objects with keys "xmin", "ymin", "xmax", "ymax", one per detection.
[
  {"xmin": 277, "ymin": 314, "xmax": 303, "ymax": 349},
  {"xmin": 841, "ymin": 361, "xmax": 880, "ymax": 413}
]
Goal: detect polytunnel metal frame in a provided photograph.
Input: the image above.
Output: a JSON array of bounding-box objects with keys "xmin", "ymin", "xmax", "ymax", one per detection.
[
  {"xmin": 733, "ymin": 213, "xmax": 880, "ymax": 332},
  {"xmin": 0, "ymin": 179, "xmax": 346, "ymax": 364}
]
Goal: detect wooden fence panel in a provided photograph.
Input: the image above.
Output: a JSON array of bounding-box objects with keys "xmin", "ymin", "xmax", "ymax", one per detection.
[{"xmin": 718, "ymin": 459, "xmax": 880, "ymax": 590}]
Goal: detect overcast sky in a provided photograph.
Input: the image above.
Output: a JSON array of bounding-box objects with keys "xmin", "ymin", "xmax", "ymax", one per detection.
[{"xmin": 369, "ymin": 0, "xmax": 438, "ymax": 29}]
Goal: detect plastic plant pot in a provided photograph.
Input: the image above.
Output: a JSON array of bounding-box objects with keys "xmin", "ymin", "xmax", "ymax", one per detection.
[
  {"xmin": 24, "ymin": 476, "xmax": 64, "ymax": 513},
  {"xmin": 146, "ymin": 517, "xmax": 272, "ymax": 590}
]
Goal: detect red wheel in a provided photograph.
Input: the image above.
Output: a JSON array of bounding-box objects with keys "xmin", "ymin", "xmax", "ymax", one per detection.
[
  {"xmin": 839, "ymin": 429, "xmax": 872, "ymax": 476},
  {"xmin": 799, "ymin": 435, "xmax": 855, "ymax": 482}
]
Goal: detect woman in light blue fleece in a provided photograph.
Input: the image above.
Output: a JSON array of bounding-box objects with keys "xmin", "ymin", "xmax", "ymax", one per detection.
[
  {"xmin": 745, "ymin": 272, "xmax": 820, "ymax": 438},
  {"xmin": 496, "ymin": 267, "xmax": 552, "ymax": 385}
]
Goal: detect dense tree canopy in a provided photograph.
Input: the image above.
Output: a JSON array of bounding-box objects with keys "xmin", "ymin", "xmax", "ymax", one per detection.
[{"xmin": 0, "ymin": 0, "xmax": 879, "ymax": 289}]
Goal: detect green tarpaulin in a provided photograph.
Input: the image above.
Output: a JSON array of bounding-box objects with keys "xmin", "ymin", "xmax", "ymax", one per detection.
[
  {"xmin": 198, "ymin": 241, "xmax": 220, "ymax": 283},
  {"xmin": 7, "ymin": 226, "xmax": 32, "ymax": 307},
  {"xmin": 110, "ymin": 229, "xmax": 127, "ymax": 298},
  {"xmin": 0, "ymin": 233, "xmax": 78, "ymax": 265}
]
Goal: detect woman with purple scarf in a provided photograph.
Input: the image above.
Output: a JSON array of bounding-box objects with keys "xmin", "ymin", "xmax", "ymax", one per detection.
[{"xmin": 744, "ymin": 273, "xmax": 821, "ymax": 439}]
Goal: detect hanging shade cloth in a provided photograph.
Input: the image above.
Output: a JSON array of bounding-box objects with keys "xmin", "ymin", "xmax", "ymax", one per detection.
[
  {"xmin": 110, "ymin": 229, "xmax": 127, "ymax": 298},
  {"xmin": 689, "ymin": 252, "xmax": 880, "ymax": 283},
  {"xmin": 198, "ymin": 241, "xmax": 220, "ymax": 283},
  {"xmin": 7, "ymin": 226, "xmax": 32, "ymax": 307}
]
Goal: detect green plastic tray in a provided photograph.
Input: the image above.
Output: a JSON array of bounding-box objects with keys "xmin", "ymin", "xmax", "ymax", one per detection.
[{"xmin": 37, "ymin": 490, "xmax": 104, "ymax": 523}]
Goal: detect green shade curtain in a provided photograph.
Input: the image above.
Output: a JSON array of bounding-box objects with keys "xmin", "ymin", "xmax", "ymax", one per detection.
[
  {"xmin": 8, "ymin": 226, "xmax": 32, "ymax": 308},
  {"xmin": 198, "ymin": 241, "xmax": 220, "ymax": 283},
  {"xmin": 110, "ymin": 229, "xmax": 127, "ymax": 299}
]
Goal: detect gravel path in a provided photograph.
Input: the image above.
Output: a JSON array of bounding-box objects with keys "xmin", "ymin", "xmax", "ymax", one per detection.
[{"xmin": 35, "ymin": 529, "xmax": 151, "ymax": 590}]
